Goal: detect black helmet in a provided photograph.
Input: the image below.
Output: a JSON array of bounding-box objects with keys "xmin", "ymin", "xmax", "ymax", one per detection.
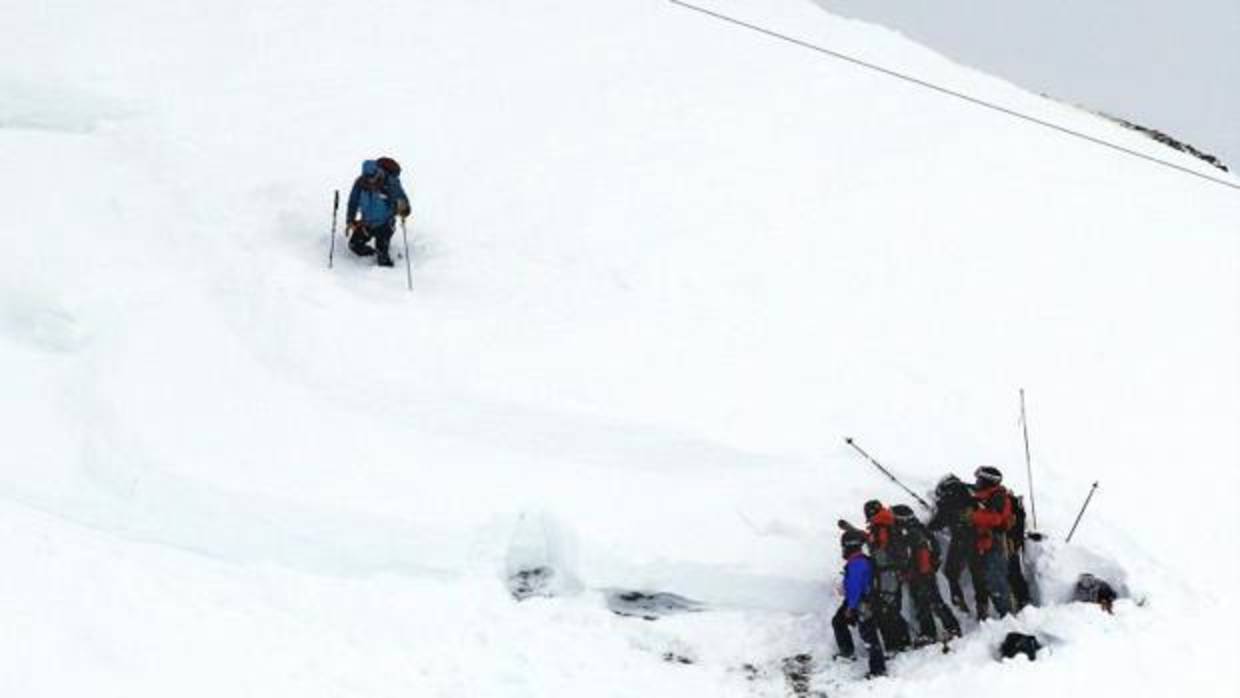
[
  {"xmin": 975, "ymin": 466, "xmax": 1003, "ymax": 487},
  {"xmin": 863, "ymin": 499, "xmax": 883, "ymax": 520},
  {"xmin": 841, "ymin": 529, "xmax": 868, "ymax": 550},
  {"xmin": 891, "ymin": 504, "xmax": 917, "ymax": 525},
  {"xmin": 935, "ymin": 474, "xmax": 961, "ymax": 497}
]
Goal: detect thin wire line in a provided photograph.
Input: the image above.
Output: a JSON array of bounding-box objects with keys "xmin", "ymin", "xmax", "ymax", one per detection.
[{"xmin": 668, "ymin": 0, "xmax": 1240, "ymax": 193}]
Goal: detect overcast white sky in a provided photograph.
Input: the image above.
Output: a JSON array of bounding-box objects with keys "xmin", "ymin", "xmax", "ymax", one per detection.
[{"xmin": 811, "ymin": 0, "xmax": 1240, "ymax": 169}]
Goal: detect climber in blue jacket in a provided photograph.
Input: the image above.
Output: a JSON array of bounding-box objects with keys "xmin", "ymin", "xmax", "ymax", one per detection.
[
  {"xmin": 831, "ymin": 529, "xmax": 887, "ymax": 678},
  {"xmin": 345, "ymin": 157, "xmax": 410, "ymax": 267}
]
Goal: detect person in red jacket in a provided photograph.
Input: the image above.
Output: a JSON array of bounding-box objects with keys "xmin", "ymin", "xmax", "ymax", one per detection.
[
  {"xmin": 969, "ymin": 466, "xmax": 1015, "ymax": 618},
  {"xmin": 892, "ymin": 504, "xmax": 961, "ymax": 644},
  {"xmin": 841, "ymin": 500, "xmax": 911, "ymax": 652}
]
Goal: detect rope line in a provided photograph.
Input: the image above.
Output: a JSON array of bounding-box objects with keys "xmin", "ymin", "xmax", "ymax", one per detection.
[{"xmin": 667, "ymin": 0, "xmax": 1239, "ymax": 193}]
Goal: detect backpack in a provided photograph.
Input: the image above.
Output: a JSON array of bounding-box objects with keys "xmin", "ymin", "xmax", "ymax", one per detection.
[
  {"xmin": 1010, "ymin": 494, "xmax": 1027, "ymax": 540},
  {"xmin": 376, "ymin": 156, "xmax": 402, "ymax": 176},
  {"xmin": 924, "ymin": 526, "xmax": 943, "ymax": 571}
]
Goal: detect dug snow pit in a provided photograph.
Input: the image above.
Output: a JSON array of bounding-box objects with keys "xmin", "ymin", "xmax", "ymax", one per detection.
[
  {"xmin": 605, "ymin": 590, "xmax": 705, "ymax": 620},
  {"xmin": 508, "ymin": 566, "xmax": 556, "ymax": 601}
]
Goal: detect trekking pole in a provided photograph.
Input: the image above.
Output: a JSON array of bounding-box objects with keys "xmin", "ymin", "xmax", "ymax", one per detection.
[
  {"xmin": 1065, "ymin": 482, "xmax": 1099, "ymax": 543},
  {"xmin": 1020, "ymin": 388, "xmax": 1038, "ymax": 530},
  {"xmin": 328, "ymin": 189, "xmax": 340, "ymax": 269},
  {"xmin": 400, "ymin": 216, "xmax": 413, "ymax": 291},
  {"xmin": 843, "ymin": 437, "xmax": 932, "ymax": 511}
]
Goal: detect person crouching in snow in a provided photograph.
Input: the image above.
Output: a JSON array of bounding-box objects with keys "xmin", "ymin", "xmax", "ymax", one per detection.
[
  {"xmin": 831, "ymin": 529, "xmax": 887, "ymax": 678},
  {"xmin": 345, "ymin": 157, "xmax": 410, "ymax": 267}
]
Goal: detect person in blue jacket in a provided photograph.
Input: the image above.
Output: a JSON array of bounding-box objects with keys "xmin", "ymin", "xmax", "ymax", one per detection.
[
  {"xmin": 345, "ymin": 157, "xmax": 410, "ymax": 267},
  {"xmin": 831, "ymin": 529, "xmax": 887, "ymax": 677}
]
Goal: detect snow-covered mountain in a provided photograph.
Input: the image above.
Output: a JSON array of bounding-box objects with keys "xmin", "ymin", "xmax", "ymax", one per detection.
[{"xmin": 3, "ymin": 1, "xmax": 1237, "ymax": 696}]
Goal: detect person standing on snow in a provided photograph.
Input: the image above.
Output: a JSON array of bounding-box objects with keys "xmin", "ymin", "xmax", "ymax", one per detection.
[
  {"xmin": 345, "ymin": 157, "xmax": 410, "ymax": 267},
  {"xmin": 967, "ymin": 466, "xmax": 1016, "ymax": 618},
  {"xmin": 891, "ymin": 504, "xmax": 961, "ymax": 645},
  {"xmin": 830, "ymin": 529, "xmax": 887, "ymax": 678},
  {"xmin": 841, "ymin": 500, "xmax": 911, "ymax": 652},
  {"xmin": 928, "ymin": 474, "xmax": 989, "ymax": 617}
]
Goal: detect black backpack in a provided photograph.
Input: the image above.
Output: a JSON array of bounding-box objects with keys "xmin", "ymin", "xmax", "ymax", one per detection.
[
  {"xmin": 1010, "ymin": 495, "xmax": 1028, "ymax": 544},
  {"xmin": 924, "ymin": 525, "xmax": 943, "ymax": 570}
]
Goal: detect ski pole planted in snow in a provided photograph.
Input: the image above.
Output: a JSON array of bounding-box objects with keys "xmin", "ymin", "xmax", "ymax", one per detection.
[
  {"xmin": 843, "ymin": 437, "xmax": 932, "ymax": 511},
  {"xmin": 1066, "ymin": 481, "xmax": 1099, "ymax": 543},
  {"xmin": 328, "ymin": 189, "xmax": 340, "ymax": 269},
  {"xmin": 399, "ymin": 217, "xmax": 413, "ymax": 291},
  {"xmin": 1020, "ymin": 388, "xmax": 1038, "ymax": 531}
]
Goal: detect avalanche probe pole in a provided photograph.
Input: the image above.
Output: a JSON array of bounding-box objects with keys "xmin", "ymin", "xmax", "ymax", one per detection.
[
  {"xmin": 1065, "ymin": 482, "xmax": 1099, "ymax": 543},
  {"xmin": 400, "ymin": 216, "xmax": 413, "ymax": 291},
  {"xmin": 1020, "ymin": 388, "xmax": 1038, "ymax": 530},
  {"xmin": 328, "ymin": 189, "xmax": 340, "ymax": 269},
  {"xmin": 843, "ymin": 437, "xmax": 932, "ymax": 511}
]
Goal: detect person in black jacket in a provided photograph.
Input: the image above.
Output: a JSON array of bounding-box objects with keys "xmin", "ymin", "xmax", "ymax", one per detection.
[{"xmin": 927, "ymin": 474, "xmax": 989, "ymax": 618}]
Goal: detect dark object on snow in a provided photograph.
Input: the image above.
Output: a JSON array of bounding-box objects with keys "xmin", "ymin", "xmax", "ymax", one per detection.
[
  {"xmin": 999, "ymin": 632, "xmax": 1042, "ymax": 661},
  {"xmin": 605, "ymin": 590, "xmax": 705, "ymax": 620},
  {"xmin": 508, "ymin": 566, "xmax": 554, "ymax": 600},
  {"xmin": 662, "ymin": 652, "xmax": 693, "ymax": 665},
  {"xmin": 1074, "ymin": 573, "xmax": 1118, "ymax": 613},
  {"xmin": 781, "ymin": 653, "xmax": 829, "ymax": 697}
]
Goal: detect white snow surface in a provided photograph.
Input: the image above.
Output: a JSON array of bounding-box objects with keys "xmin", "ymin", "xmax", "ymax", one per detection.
[{"xmin": 3, "ymin": 1, "xmax": 1238, "ymax": 696}]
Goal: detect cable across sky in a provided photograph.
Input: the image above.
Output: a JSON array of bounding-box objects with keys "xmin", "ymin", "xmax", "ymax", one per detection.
[{"xmin": 667, "ymin": 0, "xmax": 1240, "ymax": 193}]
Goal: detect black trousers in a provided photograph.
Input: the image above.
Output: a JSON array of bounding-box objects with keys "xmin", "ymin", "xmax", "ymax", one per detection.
[
  {"xmin": 875, "ymin": 590, "xmax": 910, "ymax": 652},
  {"xmin": 1008, "ymin": 546, "xmax": 1031, "ymax": 610},
  {"xmin": 943, "ymin": 531, "xmax": 988, "ymax": 614},
  {"xmin": 831, "ymin": 603, "xmax": 886, "ymax": 676},
  {"xmin": 350, "ymin": 221, "xmax": 395, "ymax": 256},
  {"xmin": 908, "ymin": 574, "xmax": 961, "ymax": 640}
]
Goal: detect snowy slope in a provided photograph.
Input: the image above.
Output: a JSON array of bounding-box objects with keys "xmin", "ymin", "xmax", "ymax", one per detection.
[{"xmin": 3, "ymin": 0, "xmax": 1238, "ymax": 696}]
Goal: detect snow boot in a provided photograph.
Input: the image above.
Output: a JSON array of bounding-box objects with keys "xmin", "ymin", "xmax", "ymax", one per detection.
[
  {"xmin": 350, "ymin": 241, "xmax": 376, "ymax": 257},
  {"xmin": 376, "ymin": 251, "xmax": 395, "ymax": 267},
  {"xmin": 912, "ymin": 635, "xmax": 937, "ymax": 649}
]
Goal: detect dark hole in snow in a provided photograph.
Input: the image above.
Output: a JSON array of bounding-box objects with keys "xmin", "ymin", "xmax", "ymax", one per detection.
[
  {"xmin": 604, "ymin": 590, "xmax": 706, "ymax": 619},
  {"xmin": 508, "ymin": 566, "xmax": 555, "ymax": 600}
]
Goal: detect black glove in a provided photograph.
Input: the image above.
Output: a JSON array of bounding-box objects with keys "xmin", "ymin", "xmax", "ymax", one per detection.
[{"xmin": 844, "ymin": 607, "xmax": 859, "ymax": 625}]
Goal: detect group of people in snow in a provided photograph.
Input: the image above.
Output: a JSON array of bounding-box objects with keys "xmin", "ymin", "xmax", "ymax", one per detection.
[
  {"xmin": 830, "ymin": 465, "xmax": 1032, "ymax": 677},
  {"xmin": 344, "ymin": 157, "xmax": 411, "ymax": 268}
]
